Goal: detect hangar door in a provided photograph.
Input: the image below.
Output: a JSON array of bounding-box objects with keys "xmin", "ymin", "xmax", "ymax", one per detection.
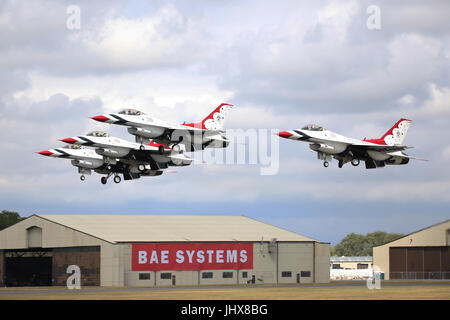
[
  {"xmin": 2, "ymin": 246, "xmax": 101, "ymax": 287},
  {"xmin": 389, "ymin": 246, "xmax": 449, "ymax": 280},
  {"xmin": 4, "ymin": 248, "xmax": 53, "ymax": 286},
  {"xmin": 52, "ymin": 246, "xmax": 100, "ymax": 286}
]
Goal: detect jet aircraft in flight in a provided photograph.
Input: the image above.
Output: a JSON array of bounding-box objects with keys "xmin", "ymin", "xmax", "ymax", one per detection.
[{"xmin": 277, "ymin": 119, "xmax": 426, "ymax": 169}]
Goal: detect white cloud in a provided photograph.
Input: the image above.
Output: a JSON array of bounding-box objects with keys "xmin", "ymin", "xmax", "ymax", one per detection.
[
  {"xmin": 16, "ymin": 70, "xmax": 233, "ymax": 119},
  {"xmin": 419, "ymin": 83, "xmax": 450, "ymax": 115},
  {"xmin": 380, "ymin": 0, "xmax": 450, "ymax": 35},
  {"xmin": 317, "ymin": 0, "xmax": 358, "ymax": 42},
  {"xmin": 397, "ymin": 94, "xmax": 415, "ymax": 106},
  {"xmin": 82, "ymin": 4, "xmax": 207, "ymax": 70},
  {"xmin": 442, "ymin": 146, "xmax": 450, "ymax": 161},
  {"xmin": 0, "ymin": 0, "xmax": 449, "ymax": 221}
]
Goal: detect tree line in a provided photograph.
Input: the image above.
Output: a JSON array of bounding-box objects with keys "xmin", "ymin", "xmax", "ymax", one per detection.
[
  {"xmin": 331, "ymin": 231, "xmax": 405, "ymax": 256},
  {"xmin": 0, "ymin": 210, "xmax": 25, "ymax": 231}
]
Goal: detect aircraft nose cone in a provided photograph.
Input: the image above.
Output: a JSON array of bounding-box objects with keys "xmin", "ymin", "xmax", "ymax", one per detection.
[
  {"xmin": 91, "ymin": 115, "xmax": 110, "ymax": 122},
  {"xmin": 277, "ymin": 131, "xmax": 293, "ymax": 139},
  {"xmin": 60, "ymin": 138, "xmax": 77, "ymax": 144},
  {"xmin": 38, "ymin": 150, "xmax": 53, "ymax": 156}
]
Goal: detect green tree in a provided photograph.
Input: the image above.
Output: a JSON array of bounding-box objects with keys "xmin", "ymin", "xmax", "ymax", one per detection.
[
  {"xmin": 0, "ymin": 210, "xmax": 24, "ymax": 231},
  {"xmin": 364, "ymin": 231, "xmax": 405, "ymax": 255},
  {"xmin": 334, "ymin": 231, "xmax": 404, "ymax": 256},
  {"xmin": 334, "ymin": 233, "xmax": 366, "ymax": 256},
  {"xmin": 330, "ymin": 246, "xmax": 336, "ymax": 256}
]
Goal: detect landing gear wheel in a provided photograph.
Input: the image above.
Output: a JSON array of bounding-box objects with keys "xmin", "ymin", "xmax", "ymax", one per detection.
[
  {"xmin": 351, "ymin": 158, "xmax": 360, "ymax": 166},
  {"xmin": 140, "ymin": 145, "xmax": 145, "ymax": 151},
  {"xmin": 101, "ymin": 177, "xmax": 107, "ymax": 184},
  {"xmin": 338, "ymin": 160, "xmax": 344, "ymax": 168},
  {"xmin": 80, "ymin": 175, "xmax": 85, "ymax": 181},
  {"xmin": 323, "ymin": 161, "xmax": 329, "ymax": 168},
  {"xmin": 138, "ymin": 164, "xmax": 146, "ymax": 172},
  {"xmin": 113, "ymin": 175, "xmax": 121, "ymax": 184}
]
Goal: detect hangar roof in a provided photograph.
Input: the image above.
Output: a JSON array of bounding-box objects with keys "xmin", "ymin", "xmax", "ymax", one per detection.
[
  {"xmin": 35, "ymin": 214, "xmax": 318, "ymax": 244},
  {"xmin": 330, "ymin": 256, "xmax": 373, "ymax": 262},
  {"xmin": 372, "ymin": 219, "xmax": 450, "ymax": 248}
]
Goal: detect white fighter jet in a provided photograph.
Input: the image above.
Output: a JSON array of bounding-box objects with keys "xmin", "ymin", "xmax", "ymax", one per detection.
[
  {"xmin": 90, "ymin": 103, "xmax": 233, "ymax": 151},
  {"xmin": 38, "ymin": 144, "xmax": 120, "ymax": 183},
  {"xmin": 277, "ymin": 118, "xmax": 427, "ymax": 169},
  {"xmin": 59, "ymin": 131, "xmax": 192, "ymax": 170},
  {"xmin": 37, "ymin": 144, "xmax": 173, "ymax": 184}
]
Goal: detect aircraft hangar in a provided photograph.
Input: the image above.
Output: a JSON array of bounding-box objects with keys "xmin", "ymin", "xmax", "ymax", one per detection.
[
  {"xmin": 373, "ymin": 219, "xmax": 450, "ymax": 280},
  {"xmin": 0, "ymin": 214, "xmax": 330, "ymax": 287}
]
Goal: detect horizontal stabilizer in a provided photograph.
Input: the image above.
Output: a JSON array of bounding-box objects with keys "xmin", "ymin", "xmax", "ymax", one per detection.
[
  {"xmin": 386, "ymin": 152, "xmax": 428, "ymax": 162},
  {"xmin": 203, "ymin": 134, "xmax": 230, "ymax": 142}
]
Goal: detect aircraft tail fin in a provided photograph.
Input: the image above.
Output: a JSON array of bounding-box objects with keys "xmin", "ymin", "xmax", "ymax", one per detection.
[
  {"xmin": 182, "ymin": 103, "xmax": 233, "ymax": 130},
  {"xmin": 364, "ymin": 119, "xmax": 412, "ymax": 146},
  {"xmin": 381, "ymin": 118, "xmax": 411, "ymax": 145},
  {"xmin": 201, "ymin": 103, "xmax": 233, "ymax": 130}
]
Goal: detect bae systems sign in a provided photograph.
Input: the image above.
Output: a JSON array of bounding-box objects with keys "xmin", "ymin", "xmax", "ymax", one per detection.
[{"xmin": 132, "ymin": 243, "xmax": 253, "ymax": 271}]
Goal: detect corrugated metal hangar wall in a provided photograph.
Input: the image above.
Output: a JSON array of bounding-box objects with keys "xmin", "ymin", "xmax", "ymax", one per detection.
[{"xmin": 0, "ymin": 214, "xmax": 330, "ymax": 287}]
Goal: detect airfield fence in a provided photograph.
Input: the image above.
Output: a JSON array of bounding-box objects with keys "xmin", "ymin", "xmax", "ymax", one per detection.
[{"xmin": 389, "ymin": 272, "xmax": 450, "ymax": 280}]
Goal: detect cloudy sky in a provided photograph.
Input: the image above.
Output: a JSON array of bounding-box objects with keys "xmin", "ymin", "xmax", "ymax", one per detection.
[{"xmin": 0, "ymin": 0, "xmax": 449, "ymax": 244}]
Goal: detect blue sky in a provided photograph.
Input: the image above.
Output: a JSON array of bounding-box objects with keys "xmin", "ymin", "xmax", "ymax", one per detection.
[{"xmin": 0, "ymin": 0, "xmax": 449, "ymax": 244}]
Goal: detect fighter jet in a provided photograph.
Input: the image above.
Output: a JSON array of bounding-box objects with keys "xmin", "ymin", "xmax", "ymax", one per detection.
[
  {"xmin": 59, "ymin": 131, "xmax": 192, "ymax": 171},
  {"xmin": 90, "ymin": 103, "xmax": 233, "ymax": 151},
  {"xmin": 277, "ymin": 119, "xmax": 426, "ymax": 169},
  {"xmin": 37, "ymin": 144, "xmax": 117, "ymax": 182},
  {"xmin": 37, "ymin": 144, "xmax": 175, "ymax": 184}
]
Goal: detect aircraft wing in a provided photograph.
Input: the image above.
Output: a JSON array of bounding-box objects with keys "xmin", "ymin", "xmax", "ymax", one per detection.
[
  {"xmin": 307, "ymin": 134, "xmax": 413, "ymax": 153},
  {"xmin": 348, "ymin": 142, "xmax": 413, "ymax": 153},
  {"xmin": 144, "ymin": 123, "xmax": 225, "ymax": 136},
  {"xmin": 146, "ymin": 122, "xmax": 205, "ymax": 132}
]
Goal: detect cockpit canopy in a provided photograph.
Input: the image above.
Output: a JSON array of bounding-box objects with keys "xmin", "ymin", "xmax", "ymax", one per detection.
[
  {"xmin": 63, "ymin": 144, "xmax": 83, "ymax": 149},
  {"xmin": 87, "ymin": 131, "xmax": 109, "ymax": 137},
  {"xmin": 301, "ymin": 124, "xmax": 324, "ymax": 131},
  {"xmin": 118, "ymin": 108, "xmax": 145, "ymax": 116}
]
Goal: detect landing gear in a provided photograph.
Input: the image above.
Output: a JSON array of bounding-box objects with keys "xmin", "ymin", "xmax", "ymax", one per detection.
[
  {"xmin": 158, "ymin": 145, "xmax": 165, "ymax": 154},
  {"xmin": 101, "ymin": 175, "xmax": 121, "ymax": 184},
  {"xmin": 80, "ymin": 175, "xmax": 85, "ymax": 181},
  {"xmin": 138, "ymin": 164, "xmax": 146, "ymax": 172},
  {"xmin": 318, "ymin": 152, "xmax": 331, "ymax": 168},
  {"xmin": 338, "ymin": 160, "xmax": 344, "ymax": 168},
  {"xmin": 351, "ymin": 158, "xmax": 360, "ymax": 166},
  {"xmin": 101, "ymin": 172, "xmax": 113, "ymax": 184},
  {"xmin": 140, "ymin": 144, "xmax": 145, "ymax": 151}
]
